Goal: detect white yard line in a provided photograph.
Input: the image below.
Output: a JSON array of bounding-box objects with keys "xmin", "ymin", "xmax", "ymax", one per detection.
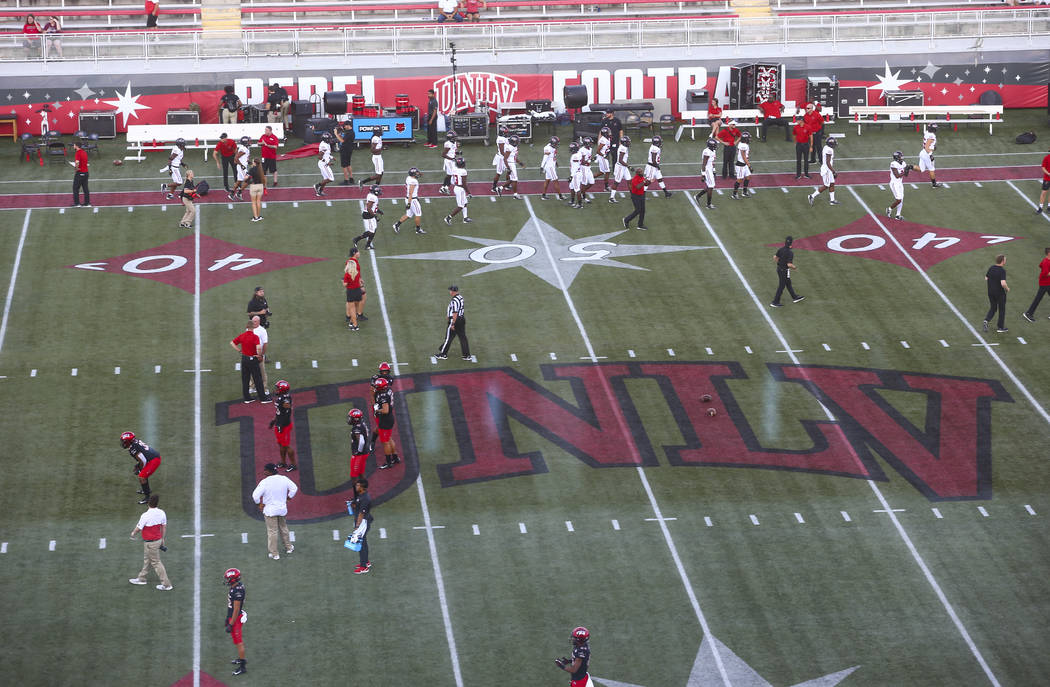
[
  {"xmin": 0, "ymin": 209, "xmax": 31, "ymax": 355},
  {"xmin": 689, "ymin": 190, "xmax": 1002, "ymax": 687},
  {"xmin": 1006, "ymin": 180, "xmax": 1050, "ymax": 224},
  {"xmin": 192, "ymin": 203, "xmax": 203, "ymax": 687},
  {"xmin": 366, "ymin": 249, "xmax": 463, "ymax": 687},
  {"xmin": 524, "ymin": 197, "xmax": 732, "ymax": 686}
]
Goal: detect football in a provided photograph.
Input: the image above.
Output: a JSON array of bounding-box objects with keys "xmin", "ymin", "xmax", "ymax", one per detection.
[
  {"xmin": 706, "ymin": 407, "xmax": 717, "ymax": 417},
  {"xmin": 113, "ymin": 159, "xmax": 124, "ymax": 166},
  {"xmin": 701, "ymin": 393, "xmax": 712, "ymax": 402}
]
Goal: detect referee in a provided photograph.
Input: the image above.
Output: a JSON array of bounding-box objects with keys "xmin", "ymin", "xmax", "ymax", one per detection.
[{"xmin": 436, "ymin": 285, "xmax": 470, "ymax": 361}]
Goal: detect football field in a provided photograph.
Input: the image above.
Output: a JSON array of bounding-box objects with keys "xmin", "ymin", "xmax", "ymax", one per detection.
[{"xmin": 1, "ymin": 112, "xmax": 1050, "ymax": 686}]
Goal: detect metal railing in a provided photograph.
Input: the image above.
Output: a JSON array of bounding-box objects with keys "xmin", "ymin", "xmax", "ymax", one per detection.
[{"xmin": 4, "ymin": 8, "xmax": 1048, "ymax": 63}]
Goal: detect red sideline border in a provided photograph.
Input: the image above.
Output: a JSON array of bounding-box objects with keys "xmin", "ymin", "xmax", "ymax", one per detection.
[{"xmin": 0, "ymin": 166, "xmax": 1038, "ymax": 211}]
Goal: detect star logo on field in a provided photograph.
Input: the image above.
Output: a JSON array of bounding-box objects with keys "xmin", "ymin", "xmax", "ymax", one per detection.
[
  {"xmin": 73, "ymin": 82, "xmax": 95, "ymax": 100},
  {"xmin": 592, "ymin": 634, "xmax": 859, "ymax": 687},
  {"xmin": 868, "ymin": 62, "xmax": 912, "ymax": 96},
  {"xmin": 380, "ymin": 217, "xmax": 710, "ymax": 289},
  {"xmin": 103, "ymin": 81, "xmax": 151, "ymax": 127}
]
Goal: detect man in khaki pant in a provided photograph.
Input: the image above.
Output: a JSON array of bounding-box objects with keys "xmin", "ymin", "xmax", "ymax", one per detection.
[
  {"xmin": 251, "ymin": 463, "xmax": 298, "ymax": 560},
  {"xmin": 129, "ymin": 494, "xmax": 173, "ymax": 590},
  {"xmin": 178, "ymin": 170, "xmax": 198, "ymax": 229}
]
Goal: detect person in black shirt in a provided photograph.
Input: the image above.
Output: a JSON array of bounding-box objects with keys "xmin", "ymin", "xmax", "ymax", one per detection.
[
  {"xmin": 554, "ymin": 626, "xmax": 592, "ymax": 685},
  {"xmin": 983, "ymin": 254, "xmax": 1009, "ymax": 333},
  {"xmin": 347, "ymin": 407, "xmax": 370, "ymax": 487},
  {"xmin": 268, "ymin": 379, "xmax": 297, "ymax": 471},
  {"xmin": 247, "ymin": 286, "xmax": 270, "ymax": 329},
  {"xmin": 334, "ymin": 119, "xmax": 355, "ymax": 185},
  {"xmin": 178, "ymin": 170, "xmax": 199, "ymax": 229},
  {"xmin": 224, "ymin": 567, "xmax": 247, "ymax": 675},
  {"xmin": 122, "ymin": 431, "xmax": 162, "ymax": 504},
  {"xmin": 372, "ymin": 377, "xmax": 400, "ymax": 469},
  {"xmin": 426, "ymin": 89, "xmax": 440, "ymax": 147},
  {"xmin": 602, "ymin": 110, "xmax": 623, "ymax": 161},
  {"xmin": 266, "ymin": 84, "xmax": 288, "ymax": 125},
  {"xmin": 770, "ymin": 235, "xmax": 804, "ymax": 307},
  {"xmin": 348, "ymin": 479, "xmax": 374, "ymax": 574},
  {"xmin": 219, "ymin": 85, "xmax": 241, "ymax": 125}
]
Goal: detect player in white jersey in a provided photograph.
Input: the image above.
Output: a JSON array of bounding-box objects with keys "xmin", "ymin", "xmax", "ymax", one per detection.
[
  {"xmin": 358, "ymin": 126, "xmax": 385, "ymax": 188},
  {"xmin": 163, "ymin": 138, "xmax": 186, "ymax": 199},
  {"xmin": 643, "ymin": 135, "xmax": 673, "ymax": 197},
  {"xmin": 353, "ymin": 184, "xmax": 383, "ymax": 250},
  {"xmin": 229, "ymin": 136, "xmax": 251, "ymax": 200},
  {"xmin": 886, "ymin": 150, "xmax": 910, "ymax": 220},
  {"xmin": 314, "ymin": 132, "xmax": 334, "ymax": 197},
  {"xmin": 568, "ymin": 142, "xmax": 583, "ymax": 207},
  {"xmin": 439, "ymin": 130, "xmax": 459, "ymax": 195},
  {"xmin": 808, "ymin": 137, "xmax": 840, "ymax": 206},
  {"xmin": 491, "ymin": 125, "xmax": 510, "ymax": 193},
  {"xmin": 596, "ymin": 127, "xmax": 612, "ymax": 190},
  {"xmin": 918, "ymin": 123, "xmax": 941, "ymax": 188},
  {"xmin": 393, "ymin": 167, "xmax": 427, "ymax": 235},
  {"xmin": 500, "ymin": 135, "xmax": 523, "ymax": 199},
  {"xmin": 731, "ymin": 131, "xmax": 754, "ymax": 199},
  {"xmin": 539, "ymin": 136, "xmax": 564, "ymax": 200},
  {"xmin": 609, "ymin": 135, "xmax": 631, "ymax": 203},
  {"xmin": 574, "ymin": 137, "xmax": 595, "ymax": 208},
  {"xmin": 444, "ymin": 156, "xmax": 473, "ymax": 224},
  {"xmin": 694, "ymin": 138, "xmax": 718, "ymax": 209}
]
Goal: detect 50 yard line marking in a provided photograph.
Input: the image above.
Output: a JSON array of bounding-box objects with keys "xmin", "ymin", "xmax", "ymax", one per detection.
[
  {"xmin": 524, "ymin": 197, "xmax": 732, "ymax": 686},
  {"xmin": 366, "ymin": 248, "xmax": 463, "ymax": 687},
  {"xmin": 689, "ymin": 191, "xmax": 1002, "ymax": 687}
]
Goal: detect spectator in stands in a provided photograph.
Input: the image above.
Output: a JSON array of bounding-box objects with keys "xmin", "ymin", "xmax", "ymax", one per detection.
[
  {"xmin": 43, "ymin": 16, "xmax": 63, "ymax": 59},
  {"xmin": 460, "ymin": 0, "xmax": 486, "ymax": 22},
  {"xmin": 437, "ymin": 0, "xmax": 464, "ymax": 22},
  {"xmin": 707, "ymin": 97, "xmax": 723, "ymax": 138},
  {"xmin": 145, "ymin": 0, "xmax": 160, "ymax": 30},
  {"xmin": 267, "ymin": 84, "xmax": 290, "ymax": 127},
  {"xmin": 759, "ymin": 94, "xmax": 789, "ymax": 142},
  {"xmin": 220, "ymin": 86, "xmax": 242, "ymax": 125},
  {"xmin": 22, "ymin": 15, "xmax": 42, "ymax": 58}
]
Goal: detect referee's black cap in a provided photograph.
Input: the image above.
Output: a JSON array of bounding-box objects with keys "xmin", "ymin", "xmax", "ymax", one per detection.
[
  {"xmin": 784, "ymin": 236, "xmax": 793, "ymax": 246},
  {"xmin": 449, "ymin": 284, "xmax": 459, "ymax": 292}
]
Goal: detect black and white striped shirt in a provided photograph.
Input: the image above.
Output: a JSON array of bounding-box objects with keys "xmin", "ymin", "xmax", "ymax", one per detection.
[{"xmin": 447, "ymin": 293, "xmax": 464, "ymax": 320}]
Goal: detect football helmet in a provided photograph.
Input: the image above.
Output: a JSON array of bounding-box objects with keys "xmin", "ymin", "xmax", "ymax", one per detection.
[
  {"xmin": 224, "ymin": 568, "xmax": 241, "ymax": 586},
  {"xmin": 706, "ymin": 138, "xmax": 718, "ymax": 150},
  {"xmin": 651, "ymin": 135, "xmax": 663, "ymax": 147},
  {"xmin": 600, "ymin": 126, "xmax": 611, "ymax": 137},
  {"xmin": 549, "ymin": 136, "xmax": 560, "ymax": 146},
  {"xmin": 740, "ymin": 131, "xmax": 751, "ymax": 142},
  {"xmin": 572, "ymin": 626, "xmax": 590, "ymax": 645},
  {"xmin": 569, "ymin": 142, "xmax": 579, "ymax": 153},
  {"xmin": 372, "ymin": 126, "xmax": 383, "ymax": 135},
  {"xmin": 446, "ymin": 130, "xmax": 458, "ymax": 140},
  {"xmin": 347, "ymin": 408, "xmax": 364, "ymax": 425},
  {"xmin": 240, "ymin": 136, "xmax": 251, "ymax": 145},
  {"xmin": 508, "ymin": 134, "xmax": 520, "ymax": 146},
  {"xmin": 827, "ymin": 137, "xmax": 837, "ymax": 148},
  {"xmin": 892, "ymin": 151, "xmax": 904, "ymax": 162},
  {"xmin": 408, "ymin": 167, "xmax": 420, "ymax": 178},
  {"xmin": 378, "ymin": 362, "xmax": 392, "ymax": 373},
  {"xmin": 370, "ymin": 184, "xmax": 383, "ymax": 196},
  {"xmin": 175, "ymin": 138, "xmax": 186, "ymax": 148},
  {"xmin": 275, "ymin": 380, "xmax": 290, "ymax": 394},
  {"xmin": 498, "ymin": 125, "xmax": 509, "ymax": 136},
  {"xmin": 374, "ymin": 377, "xmax": 390, "ymax": 391},
  {"xmin": 928, "ymin": 123, "xmax": 938, "ymax": 132},
  {"xmin": 582, "ymin": 137, "xmax": 593, "ymax": 147},
  {"xmin": 321, "ymin": 132, "xmax": 332, "ymax": 142},
  {"xmin": 620, "ymin": 135, "xmax": 631, "ymax": 147},
  {"xmin": 454, "ymin": 156, "xmax": 466, "ymax": 168},
  {"xmin": 121, "ymin": 431, "xmax": 135, "ymax": 449}
]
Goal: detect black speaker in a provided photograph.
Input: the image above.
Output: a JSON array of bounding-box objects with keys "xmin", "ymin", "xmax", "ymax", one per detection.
[
  {"xmin": 563, "ymin": 85, "xmax": 588, "ymax": 109},
  {"xmin": 291, "ymin": 100, "xmax": 313, "ymax": 117},
  {"xmin": 302, "ymin": 117, "xmax": 335, "ymax": 143},
  {"xmin": 324, "ymin": 91, "xmax": 347, "ymax": 115},
  {"xmin": 77, "ymin": 111, "xmax": 116, "ymax": 139},
  {"xmin": 244, "ymin": 105, "xmax": 268, "ymax": 123},
  {"xmin": 686, "ymin": 89, "xmax": 708, "ymax": 106},
  {"xmin": 525, "ymin": 99, "xmax": 553, "ymax": 112}
]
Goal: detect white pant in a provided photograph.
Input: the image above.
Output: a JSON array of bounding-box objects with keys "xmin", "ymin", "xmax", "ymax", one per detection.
[
  {"xmin": 820, "ymin": 167, "xmax": 835, "ymax": 186},
  {"xmin": 506, "ymin": 162, "xmax": 518, "ymax": 182},
  {"xmin": 702, "ymin": 169, "xmax": 716, "ymax": 188},
  {"xmin": 236, "ymin": 165, "xmax": 248, "ymax": 182},
  {"xmin": 319, "ymin": 160, "xmax": 334, "ymax": 181},
  {"xmin": 597, "ymin": 156, "xmax": 610, "ymax": 174},
  {"xmin": 454, "ymin": 186, "xmax": 468, "ymax": 207},
  {"xmin": 919, "ymin": 149, "xmax": 934, "ymax": 172},
  {"xmin": 734, "ymin": 164, "xmax": 751, "ymax": 180},
  {"xmin": 614, "ymin": 164, "xmax": 630, "ymax": 183},
  {"xmin": 169, "ymin": 167, "xmax": 183, "ymax": 185},
  {"xmin": 492, "ymin": 155, "xmax": 507, "ymax": 174},
  {"xmin": 405, "ymin": 198, "xmax": 422, "ymax": 217},
  {"xmin": 889, "ymin": 179, "xmax": 904, "ymax": 200},
  {"xmin": 581, "ymin": 167, "xmax": 595, "ymax": 185},
  {"xmin": 371, "ymin": 154, "xmax": 384, "ymax": 175},
  {"xmin": 543, "ymin": 163, "xmax": 558, "ymax": 181},
  {"xmin": 643, "ymin": 164, "xmax": 662, "ymax": 181},
  {"xmin": 443, "ymin": 159, "xmax": 457, "ymax": 175},
  {"xmin": 362, "ymin": 217, "xmax": 377, "ymax": 233},
  {"xmin": 570, "ymin": 170, "xmax": 582, "ymax": 191}
]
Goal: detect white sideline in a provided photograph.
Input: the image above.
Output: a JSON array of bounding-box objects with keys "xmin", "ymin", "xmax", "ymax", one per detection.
[
  {"xmin": 192, "ymin": 203, "xmax": 203, "ymax": 687},
  {"xmin": 366, "ymin": 247, "xmax": 464, "ymax": 687},
  {"xmin": 687, "ymin": 189, "xmax": 1002, "ymax": 687},
  {"xmin": 523, "ymin": 197, "xmax": 732, "ymax": 686},
  {"xmin": 0, "ymin": 209, "xmax": 31, "ymax": 355}
]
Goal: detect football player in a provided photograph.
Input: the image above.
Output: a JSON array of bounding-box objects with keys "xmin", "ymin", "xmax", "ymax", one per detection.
[
  {"xmin": 224, "ymin": 568, "xmax": 247, "ymax": 676},
  {"xmin": 439, "ymin": 130, "xmax": 458, "ymax": 195},
  {"xmin": 121, "ymin": 431, "xmax": 162, "ymax": 505},
  {"xmin": 228, "ymin": 136, "xmax": 250, "ymax": 201},
  {"xmin": 393, "ymin": 167, "xmax": 426, "ymax": 235},
  {"xmin": 358, "ymin": 126, "xmax": 385, "ymax": 188},
  {"xmin": 887, "ymin": 150, "xmax": 909, "ymax": 221},
  {"xmin": 347, "ymin": 408, "xmax": 370, "ymax": 487},
  {"xmin": 596, "ymin": 126, "xmax": 612, "ymax": 190},
  {"xmin": 919, "ymin": 123, "xmax": 941, "ymax": 188},
  {"xmin": 808, "ymin": 137, "xmax": 839, "ymax": 206},
  {"xmin": 501, "ymin": 134, "xmax": 523, "ymax": 199},
  {"xmin": 577, "ymin": 137, "xmax": 595, "ymax": 206},
  {"xmin": 731, "ymin": 131, "xmax": 753, "ymax": 199},
  {"xmin": 609, "ymin": 134, "xmax": 630, "ymax": 203},
  {"xmin": 314, "ymin": 131, "xmax": 334, "ymax": 197},
  {"xmin": 491, "ymin": 125, "xmax": 510, "ymax": 194},
  {"xmin": 539, "ymin": 136, "xmax": 564, "ymax": 200},
  {"xmin": 554, "ymin": 626, "xmax": 592, "ymax": 687},
  {"xmin": 444, "ymin": 156, "xmax": 473, "ymax": 224},
  {"xmin": 268, "ymin": 380, "xmax": 297, "ymax": 471},
  {"xmin": 568, "ymin": 141, "xmax": 583, "ymax": 208},
  {"xmin": 164, "ymin": 138, "xmax": 186, "ymax": 200},
  {"xmin": 644, "ymin": 135, "xmax": 673, "ymax": 197},
  {"xmin": 354, "ymin": 185, "xmax": 383, "ymax": 250},
  {"xmin": 372, "ymin": 377, "xmax": 400, "ymax": 469},
  {"xmin": 694, "ymin": 138, "xmax": 718, "ymax": 209}
]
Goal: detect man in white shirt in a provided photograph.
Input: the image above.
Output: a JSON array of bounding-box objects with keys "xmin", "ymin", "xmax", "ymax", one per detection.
[
  {"xmin": 314, "ymin": 132, "xmax": 334, "ymax": 197},
  {"xmin": 251, "ymin": 463, "xmax": 298, "ymax": 560},
  {"xmin": 808, "ymin": 137, "xmax": 839, "ymax": 206},
  {"xmin": 129, "ymin": 494, "xmax": 173, "ymax": 590},
  {"xmin": 393, "ymin": 167, "xmax": 426, "ymax": 235},
  {"xmin": 609, "ymin": 135, "xmax": 630, "ymax": 203},
  {"xmin": 919, "ymin": 123, "xmax": 941, "ymax": 188},
  {"xmin": 247, "ymin": 315, "xmax": 268, "ymax": 396},
  {"xmin": 539, "ymin": 136, "xmax": 563, "ymax": 201},
  {"xmin": 164, "ymin": 138, "xmax": 186, "ymax": 200}
]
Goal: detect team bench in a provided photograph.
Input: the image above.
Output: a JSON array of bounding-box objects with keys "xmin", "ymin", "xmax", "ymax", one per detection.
[
  {"xmin": 848, "ymin": 105, "xmax": 1004, "ymax": 135},
  {"xmin": 673, "ymin": 104, "xmax": 833, "ymax": 142},
  {"xmin": 124, "ymin": 123, "xmax": 285, "ymax": 162}
]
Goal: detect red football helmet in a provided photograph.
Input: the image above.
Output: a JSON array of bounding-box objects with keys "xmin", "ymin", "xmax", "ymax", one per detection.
[
  {"xmin": 374, "ymin": 377, "xmax": 390, "ymax": 391},
  {"xmin": 378, "ymin": 362, "xmax": 391, "ymax": 374},
  {"xmin": 224, "ymin": 568, "xmax": 241, "ymax": 586},
  {"xmin": 275, "ymin": 380, "xmax": 290, "ymax": 394},
  {"xmin": 121, "ymin": 431, "xmax": 135, "ymax": 449},
  {"xmin": 347, "ymin": 408, "xmax": 364, "ymax": 425},
  {"xmin": 572, "ymin": 627, "xmax": 589, "ymax": 645}
]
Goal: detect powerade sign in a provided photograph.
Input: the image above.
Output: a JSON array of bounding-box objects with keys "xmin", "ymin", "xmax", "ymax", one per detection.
[{"xmin": 352, "ymin": 116, "xmax": 414, "ymax": 141}]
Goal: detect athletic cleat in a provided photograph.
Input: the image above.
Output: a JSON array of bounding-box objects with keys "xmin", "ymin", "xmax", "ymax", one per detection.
[
  {"xmin": 583, "ymin": 197, "xmax": 591, "ymax": 204},
  {"xmin": 392, "ymin": 222, "xmax": 401, "ymax": 233},
  {"xmin": 286, "ymin": 545, "xmax": 294, "ymax": 554},
  {"xmin": 232, "ymin": 663, "xmax": 247, "ymax": 676},
  {"xmin": 415, "ymin": 228, "xmax": 427, "ymax": 235},
  {"xmin": 227, "ymin": 192, "xmax": 235, "ymax": 201},
  {"xmin": 1022, "ymin": 312, "xmax": 1035, "ymax": 323},
  {"xmin": 313, "ymin": 183, "xmax": 321, "ymax": 196},
  {"xmin": 268, "ymin": 553, "xmax": 280, "ymax": 560},
  {"xmin": 1037, "ymin": 207, "xmax": 1044, "ymax": 214},
  {"xmin": 893, "ymin": 215, "xmax": 903, "ymax": 221},
  {"xmin": 769, "ymin": 302, "xmax": 783, "ymax": 308},
  {"xmin": 622, "ymin": 217, "xmax": 629, "ymax": 229},
  {"xmin": 353, "ymin": 564, "xmax": 370, "ymax": 574},
  {"xmin": 982, "ymin": 320, "xmax": 989, "ymax": 332},
  {"xmin": 997, "ymin": 328, "xmax": 1009, "ymax": 333},
  {"xmin": 138, "ymin": 497, "xmax": 149, "ymax": 504},
  {"xmin": 285, "ymin": 465, "xmax": 297, "ymax": 472},
  {"xmin": 462, "ymin": 356, "xmax": 472, "ymax": 361},
  {"xmin": 513, "ymin": 193, "xmax": 522, "ymax": 200},
  {"xmin": 828, "ymin": 200, "xmax": 840, "ymax": 205},
  {"xmin": 807, "ymin": 194, "xmax": 815, "ymax": 206},
  {"xmin": 435, "ymin": 353, "xmax": 448, "ymax": 360},
  {"xmin": 438, "ymin": 186, "xmax": 449, "ymax": 195},
  {"xmin": 358, "ymin": 179, "xmax": 367, "ymax": 188},
  {"xmin": 443, "ymin": 215, "xmax": 453, "ymax": 226},
  {"xmin": 129, "ymin": 578, "xmax": 147, "ymax": 585},
  {"xmin": 364, "ymin": 244, "xmax": 375, "ymax": 250},
  {"xmin": 462, "ymin": 217, "xmax": 473, "ymax": 223},
  {"xmin": 886, "ymin": 207, "xmax": 893, "ymax": 217},
  {"xmin": 663, "ymin": 190, "xmax": 673, "ymax": 198},
  {"xmin": 637, "ymin": 225, "xmax": 648, "ymax": 231},
  {"xmin": 792, "ymin": 295, "xmax": 805, "ymax": 303},
  {"xmin": 250, "ymin": 217, "xmax": 262, "ymax": 223},
  {"xmin": 609, "ymin": 197, "xmax": 618, "ymax": 203},
  {"xmin": 165, "ymin": 193, "xmax": 174, "ymax": 200},
  {"xmin": 358, "ymin": 313, "xmax": 368, "ymax": 320},
  {"xmin": 931, "ymin": 182, "xmax": 942, "ymax": 188},
  {"xmin": 349, "ymin": 325, "xmax": 359, "ymax": 331},
  {"xmin": 340, "ymin": 180, "xmax": 351, "ymax": 185},
  {"xmin": 540, "ymin": 194, "xmax": 548, "ymax": 200},
  {"xmin": 706, "ymin": 204, "xmax": 716, "ymax": 210},
  {"xmin": 378, "ymin": 460, "xmax": 393, "ymax": 470},
  {"xmin": 156, "ymin": 585, "xmax": 172, "ymax": 591},
  {"xmin": 730, "ymin": 194, "xmax": 738, "ymax": 200},
  {"xmin": 494, "ymin": 187, "xmax": 503, "ymax": 197}
]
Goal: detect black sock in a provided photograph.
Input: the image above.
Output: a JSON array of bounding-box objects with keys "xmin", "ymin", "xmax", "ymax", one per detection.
[
  {"xmin": 443, "ymin": 175, "xmax": 451, "ymax": 187},
  {"xmin": 353, "ymin": 233, "xmax": 365, "ymax": 244},
  {"xmin": 733, "ymin": 182, "xmax": 740, "ymax": 193}
]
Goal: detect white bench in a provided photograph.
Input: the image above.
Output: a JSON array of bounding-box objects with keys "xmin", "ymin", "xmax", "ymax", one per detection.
[
  {"xmin": 849, "ymin": 105, "xmax": 1003, "ymax": 135},
  {"xmin": 674, "ymin": 104, "xmax": 822, "ymax": 142},
  {"xmin": 124, "ymin": 123, "xmax": 285, "ymax": 161}
]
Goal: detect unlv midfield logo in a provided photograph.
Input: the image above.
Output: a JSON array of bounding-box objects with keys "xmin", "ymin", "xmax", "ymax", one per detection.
[
  {"xmin": 217, "ymin": 361, "xmax": 1011, "ymax": 523},
  {"xmin": 432, "ymin": 72, "xmax": 519, "ymax": 115}
]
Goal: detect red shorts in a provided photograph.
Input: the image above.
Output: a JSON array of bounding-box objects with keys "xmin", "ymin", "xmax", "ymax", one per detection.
[
  {"xmin": 139, "ymin": 457, "xmax": 161, "ymax": 479},
  {"xmin": 375, "ymin": 427, "xmax": 393, "ymax": 444},
  {"xmin": 350, "ymin": 453, "xmax": 368, "ymax": 478},
  {"xmin": 230, "ymin": 617, "xmax": 243, "ymax": 644},
  {"xmin": 570, "ymin": 676, "xmax": 590, "ymax": 687},
  {"xmin": 273, "ymin": 423, "xmax": 293, "ymax": 448}
]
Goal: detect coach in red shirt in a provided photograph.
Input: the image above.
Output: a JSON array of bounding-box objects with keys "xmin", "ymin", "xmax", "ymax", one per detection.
[
  {"xmin": 71, "ymin": 141, "xmax": 90, "ymax": 207},
  {"xmin": 793, "ymin": 121, "xmax": 813, "ymax": 179},
  {"xmin": 214, "ymin": 133, "xmax": 238, "ymax": 192},
  {"xmin": 622, "ymin": 168, "xmax": 649, "ymax": 230},
  {"xmin": 1036, "ymin": 147, "xmax": 1050, "ymax": 215},
  {"xmin": 803, "ymin": 103, "xmax": 825, "ymax": 164},
  {"xmin": 1022, "ymin": 246, "xmax": 1050, "ymax": 321},
  {"xmin": 759, "ymin": 95, "xmax": 789, "ymax": 142},
  {"xmin": 717, "ymin": 121, "xmax": 740, "ymax": 179},
  {"xmin": 231, "ymin": 321, "xmax": 270, "ymax": 403},
  {"xmin": 259, "ymin": 125, "xmax": 280, "ymax": 186}
]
